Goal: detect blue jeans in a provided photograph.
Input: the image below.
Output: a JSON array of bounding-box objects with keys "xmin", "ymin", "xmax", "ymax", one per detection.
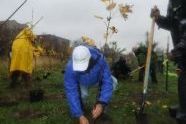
[{"xmin": 80, "ymin": 75, "xmax": 118, "ymax": 102}]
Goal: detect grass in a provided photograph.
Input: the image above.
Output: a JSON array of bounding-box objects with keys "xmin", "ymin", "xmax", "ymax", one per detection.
[{"xmin": 0, "ymin": 61, "xmax": 179, "ymax": 124}]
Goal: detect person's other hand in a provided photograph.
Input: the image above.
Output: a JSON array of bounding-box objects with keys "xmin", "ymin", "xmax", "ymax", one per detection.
[
  {"xmin": 167, "ymin": 52, "xmax": 175, "ymax": 61},
  {"xmin": 176, "ymin": 68, "xmax": 182, "ymax": 76},
  {"xmin": 92, "ymin": 104, "xmax": 103, "ymax": 119},
  {"xmin": 79, "ymin": 115, "xmax": 89, "ymax": 124},
  {"xmin": 169, "ymin": 49, "xmax": 182, "ymax": 62},
  {"xmin": 150, "ymin": 6, "xmax": 160, "ymax": 20}
]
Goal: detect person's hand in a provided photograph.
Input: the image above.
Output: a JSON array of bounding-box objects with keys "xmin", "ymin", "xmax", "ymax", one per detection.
[
  {"xmin": 92, "ymin": 104, "xmax": 103, "ymax": 119},
  {"xmin": 79, "ymin": 115, "xmax": 89, "ymax": 124},
  {"xmin": 150, "ymin": 6, "xmax": 160, "ymax": 20}
]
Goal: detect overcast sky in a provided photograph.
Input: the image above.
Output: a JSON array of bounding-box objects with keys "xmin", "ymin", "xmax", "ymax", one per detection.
[{"xmin": 0, "ymin": 0, "xmax": 172, "ymax": 52}]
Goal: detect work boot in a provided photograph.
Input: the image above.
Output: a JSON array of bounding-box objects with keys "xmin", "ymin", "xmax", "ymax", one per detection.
[
  {"xmin": 176, "ymin": 111, "xmax": 186, "ymax": 124},
  {"xmin": 169, "ymin": 105, "xmax": 179, "ymax": 118}
]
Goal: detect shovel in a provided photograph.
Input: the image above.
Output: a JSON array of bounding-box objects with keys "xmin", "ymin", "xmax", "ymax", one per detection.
[
  {"xmin": 135, "ymin": 94, "xmax": 149, "ymax": 124},
  {"xmin": 0, "ymin": 0, "xmax": 28, "ymax": 29},
  {"xmin": 135, "ymin": 17, "xmax": 156, "ymax": 124}
]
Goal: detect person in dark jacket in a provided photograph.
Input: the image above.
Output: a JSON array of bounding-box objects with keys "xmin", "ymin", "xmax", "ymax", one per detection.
[
  {"xmin": 111, "ymin": 56, "xmax": 131, "ymax": 79},
  {"xmin": 156, "ymin": 50, "xmax": 164, "ymax": 74},
  {"xmin": 133, "ymin": 43, "xmax": 158, "ymax": 83},
  {"xmin": 133, "ymin": 44, "xmax": 146, "ymax": 82},
  {"xmin": 150, "ymin": 48, "xmax": 158, "ymax": 83},
  {"xmin": 151, "ymin": 1, "xmax": 186, "ymax": 121},
  {"xmin": 64, "ymin": 45, "xmax": 117, "ymax": 124}
]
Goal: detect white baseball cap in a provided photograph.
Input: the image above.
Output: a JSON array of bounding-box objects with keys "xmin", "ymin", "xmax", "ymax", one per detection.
[{"xmin": 72, "ymin": 45, "xmax": 91, "ymax": 71}]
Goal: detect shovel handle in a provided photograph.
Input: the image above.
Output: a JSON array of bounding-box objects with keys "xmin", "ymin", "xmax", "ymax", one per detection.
[
  {"xmin": 0, "ymin": 0, "xmax": 28, "ymax": 29},
  {"xmin": 143, "ymin": 18, "xmax": 156, "ymax": 94},
  {"xmin": 139, "ymin": 18, "xmax": 156, "ymax": 114}
]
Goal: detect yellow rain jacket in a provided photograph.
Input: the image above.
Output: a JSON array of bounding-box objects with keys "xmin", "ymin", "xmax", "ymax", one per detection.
[
  {"xmin": 81, "ymin": 35, "xmax": 95, "ymax": 46},
  {"xmin": 10, "ymin": 27, "xmax": 36, "ymax": 74}
]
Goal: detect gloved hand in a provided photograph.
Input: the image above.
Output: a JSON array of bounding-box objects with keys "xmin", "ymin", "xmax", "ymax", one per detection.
[{"xmin": 150, "ymin": 6, "xmax": 160, "ymax": 20}]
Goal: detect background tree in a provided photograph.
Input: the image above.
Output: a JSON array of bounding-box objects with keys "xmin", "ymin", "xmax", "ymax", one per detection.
[{"xmin": 95, "ymin": 0, "xmax": 133, "ymax": 46}]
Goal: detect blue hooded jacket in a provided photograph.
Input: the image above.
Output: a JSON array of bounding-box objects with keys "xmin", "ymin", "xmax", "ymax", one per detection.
[{"xmin": 64, "ymin": 46, "xmax": 113, "ymax": 118}]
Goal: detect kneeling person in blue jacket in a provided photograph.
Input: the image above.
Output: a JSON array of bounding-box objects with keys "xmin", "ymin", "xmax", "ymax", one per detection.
[{"xmin": 64, "ymin": 45, "xmax": 117, "ymax": 124}]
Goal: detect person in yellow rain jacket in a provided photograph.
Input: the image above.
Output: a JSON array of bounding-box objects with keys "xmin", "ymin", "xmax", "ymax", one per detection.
[
  {"xmin": 81, "ymin": 35, "xmax": 96, "ymax": 46},
  {"xmin": 9, "ymin": 26, "xmax": 36, "ymax": 88}
]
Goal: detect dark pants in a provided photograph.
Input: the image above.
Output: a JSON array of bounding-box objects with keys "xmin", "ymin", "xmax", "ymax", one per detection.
[
  {"xmin": 157, "ymin": 61, "xmax": 164, "ymax": 73},
  {"xmin": 150, "ymin": 65, "xmax": 158, "ymax": 83},
  {"xmin": 178, "ymin": 68, "xmax": 186, "ymax": 113},
  {"xmin": 139, "ymin": 66, "xmax": 145, "ymax": 82},
  {"xmin": 174, "ymin": 59, "xmax": 186, "ymax": 122},
  {"xmin": 138, "ymin": 65, "xmax": 157, "ymax": 83},
  {"xmin": 10, "ymin": 70, "xmax": 31, "ymax": 88}
]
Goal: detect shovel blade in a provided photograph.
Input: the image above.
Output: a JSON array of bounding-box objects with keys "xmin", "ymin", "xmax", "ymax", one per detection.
[{"xmin": 176, "ymin": 119, "xmax": 186, "ymax": 124}]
